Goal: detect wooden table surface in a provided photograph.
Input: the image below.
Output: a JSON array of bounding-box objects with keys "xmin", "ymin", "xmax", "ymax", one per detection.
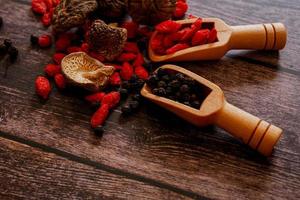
[{"xmin": 0, "ymin": 0, "xmax": 299, "ymax": 199}]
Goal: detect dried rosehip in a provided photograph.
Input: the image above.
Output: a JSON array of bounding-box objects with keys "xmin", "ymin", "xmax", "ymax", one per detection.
[
  {"xmin": 120, "ymin": 62, "xmax": 133, "ymax": 81},
  {"xmin": 117, "ymin": 53, "xmax": 137, "ymax": 62},
  {"xmin": 35, "ymin": 76, "xmax": 51, "ymax": 99},
  {"xmin": 85, "ymin": 92, "xmax": 106, "ymax": 104},
  {"xmin": 208, "ymin": 28, "xmax": 218, "ymax": 43},
  {"xmin": 155, "ymin": 20, "xmax": 182, "ymax": 34},
  {"xmin": 173, "ymin": 1, "xmax": 188, "ymax": 19},
  {"xmin": 55, "ymin": 35, "xmax": 71, "ymax": 52},
  {"xmin": 53, "ymin": 53, "xmax": 65, "ymax": 64},
  {"xmin": 133, "ymin": 53, "xmax": 144, "ymax": 68},
  {"xmin": 110, "ymin": 72, "xmax": 121, "ymax": 86},
  {"xmin": 150, "ymin": 33, "xmax": 166, "ymax": 55},
  {"xmin": 54, "ymin": 73, "xmax": 66, "ymax": 89},
  {"xmin": 192, "ymin": 29, "xmax": 210, "ymax": 46},
  {"xmin": 123, "ymin": 42, "xmax": 139, "ymax": 53},
  {"xmin": 38, "ymin": 35, "xmax": 52, "ymax": 48},
  {"xmin": 32, "ymin": 0, "xmax": 47, "ymax": 15},
  {"xmin": 91, "ymin": 104, "xmax": 110, "ymax": 128},
  {"xmin": 41, "ymin": 12, "xmax": 52, "ymax": 27},
  {"xmin": 121, "ymin": 21, "xmax": 138, "ymax": 39},
  {"xmin": 44, "ymin": 64, "xmax": 61, "ymax": 77},
  {"xmin": 101, "ymin": 91, "xmax": 121, "ymax": 109},
  {"xmin": 135, "ymin": 66, "xmax": 149, "ymax": 80},
  {"xmin": 166, "ymin": 43, "xmax": 190, "ymax": 54}
]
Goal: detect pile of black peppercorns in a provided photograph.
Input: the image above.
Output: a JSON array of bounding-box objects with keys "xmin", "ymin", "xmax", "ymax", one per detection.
[{"xmin": 146, "ymin": 68, "xmax": 203, "ymax": 109}]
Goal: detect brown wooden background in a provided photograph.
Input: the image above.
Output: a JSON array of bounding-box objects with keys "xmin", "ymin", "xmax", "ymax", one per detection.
[{"xmin": 0, "ymin": 0, "xmax": 299, "ymax": 199}]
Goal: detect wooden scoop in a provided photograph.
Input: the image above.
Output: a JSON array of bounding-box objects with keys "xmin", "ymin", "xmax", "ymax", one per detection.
[
  {"xmin": 149, "ymin": 18, "xmax": 287, "ymax": 62},
  {"xmin": 141, "ymin": 65, "xmax": 282, "ymax": 156}
]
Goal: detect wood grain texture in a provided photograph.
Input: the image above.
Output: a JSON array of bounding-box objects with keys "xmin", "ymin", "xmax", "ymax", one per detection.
[
  {"xmin": 0, "ymin": 137, "xmax": 188, "ymax": 200},
  {"xmin": 0, "ymin": 0, "xmax": 299, "ymax": 199}
]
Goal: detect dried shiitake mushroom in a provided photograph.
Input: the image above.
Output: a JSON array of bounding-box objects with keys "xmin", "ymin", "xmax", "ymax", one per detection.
[
  {"xmin": 128, "ymin": 0, "xmax": 177, "ymax": 25},
  {"xmin": 87, "ymin": 20, "xmax": 127, "ymax": 61},
  {"xmin": 97, "ymin": 0, "xmax": 127, "ymax": 18},
  {"xmin": 61, "ymin": 52, "xmax": 115, "ymax": 91},
  {"xmin": 52, "ymin": 0, "xmax": 98, "ymax": 32}
]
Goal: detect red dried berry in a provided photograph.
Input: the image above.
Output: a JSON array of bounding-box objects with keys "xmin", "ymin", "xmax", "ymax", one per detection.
[
  {"xmin": 188, "ymin": 14, "xmax": 197, "ymax": 19},
  {"xmin": 123, "ymin": 42, "xmax": 139, "ymax": 53},
  {"xmin": 120, "ymin": 62, "xmax": 133, "ymax": 81},
  {"xmin": 166, "ymin": 43, "xmax": 190, "ymax": 54},
  {"xmin": 133, "ymin": 53, "xmax": 144, "ymax": 68},
  {"xmin": 181, "ymin": 18, "xmax": 202, "ymax": 41},
  {"xmin": 135, "ymin": 66, "xmax": 149, "ymax": 80},
  {"xmin": 43, "ymin": 0, "xmax": 53, "ymax": 10},
  {"xmin": 91, "ymin": 104, "xmax": 110, "ymax": 128},
  {"xmin": 108, "ymin": 64, "xmax": 123, "ymax": 71},
  {"xmin": 52, "ymin": 0, "xmax": 60, "ymax": 7},
  {"xmin": 67, "ymin": 46, "xmax": 82, "ymax": 54},
  {"xmin": 137, "ymin": 26, "xmax": 153, "ymax": 38},
  {"xmin": 101, "ymin": 91, "xmax": 121, "ymax": 108},
  {"xmin": 41, "ymin": 12, "xmax": 51, "ymax": 26},
  {"xmin": 163, "ymin": 36, "xmax": 175, "ymax": 48},
  {"xmin": 208, "ymin": 28, "xmax": 218, "ymax": 43},
  {"xmin": 85, "ymin": 92, "xmax": 106, "ymax": 104},
  {"xmin": 89, "ymin": 51, "xmax": 105, "ymax": 62},
  {"xmin": 117, "ymin": 53, "xmax": 137, "ymax": 62},
  {"xmin": 150, "ymin": 33, "xmax": 166, "ymax": 55},
  {"xmin": 110, "ymin": 72, "xmax": 121, "ymax": 86},
  {"xmin": 44, "ymin": 64, "xmax": 61, "ymax": 77},
  {"xmin": 54, "ymin": 73, "xmax": 66, "ymax": 89},
  {"xmin": 81, "ymin": 42, "xmax": 89, "ymax": 53},
  {"xmin": 155, "ymin": 20, "xmax": 182, "ymax": 34},
  {"xmin": 191, "ymin": 29, "xmax": 210, "ymax": 46},
  {"xmin": 35, "ymin": 76, "xmax": 51, "ymax": 99},
  {"xmin": 32, "ymin": 0, "xmax": 47, "ymax": 15},
  {"xmin": 55, "ymin": 35, "xmax": 71, "ymax": 52},
  {"xmin": 38, "ymin": 34, "xmax": 52, "ymax": 48},
  {"xmin": 173, "ymin": 1, "xmax": 188, "ymax": 19},
  {"xmin": 121, "ymin": 21, "xmax": 139, "ymax": 39},
  {"xmin": 53, "ymin": 53, "xmax": 65, "ymax": 64}
]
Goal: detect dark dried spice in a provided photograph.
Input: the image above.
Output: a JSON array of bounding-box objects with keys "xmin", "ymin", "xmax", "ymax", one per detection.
[
  {"xmin": 52, "ymin": 0, "xmax": 98, "ymax": 32},
  {"xmin": 128, "ymin": 0, "xmax": 176, "ymax": 25},
  {"xmin": 87, "ymin": 20, "xmax": 127, "ymax": 61}
]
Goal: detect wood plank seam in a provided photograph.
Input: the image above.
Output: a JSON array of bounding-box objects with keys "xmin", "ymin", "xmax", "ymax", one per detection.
[{"xmin": 0, "ymin": 130, "xmax": 206, "ymax": 200}]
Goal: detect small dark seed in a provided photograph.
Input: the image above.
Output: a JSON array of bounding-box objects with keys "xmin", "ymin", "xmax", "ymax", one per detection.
[
  {"xmin": 152, "ymin": 88, "xmax": 159, "ymax": 95},
  {"xmin": 121, "ymin": 105, "xmax": 132, "ymax": 115},
  {"xmin": 175, "ymin": 73, "xmax": 185, "ymax": 81},
  {"xmin": 157, "ymin": 81, "xmax": 167, "ymax": 88},
  {"xmin": 161, "ymin": 75, "xmax": 170, "ymax": 82},
  {"xmin": 8, "ymin": 46, "xmax": 18, "ymax": 62},
  {"xmin": 157, "ymin": 87, "xmax": 167, "ymax": 96},
  {"xmin": 180, "ymin": 84, "xmax": 190, "ymax": 93},
  {"xmin": 191, "ymin": 101, "xmax": 201, "ymax": 109},
  {"xmin": 93, "ymin": 126, "xmax": 104, "ymax": 136},
  {"xmin": 182, "ymin": 94, "xmax": 190, "ymax": 102},
  {"xmin": 119, "ymin": 88, "xmax": 128, "ymax": 99},
  {"xmin": 183, "ymin": 101, "xmax": 191, "ymax": 107},
  {"xmin": 166, "ymin": 87, "xmax": 173, "ymax": 95},
  {"xmin": 4, "ymin": 39, "xmax": 12, "ymax": 48},
  {"xmin": 157, "ymin": 68, "xmax": 167, "ymax": 77},
  {"xmin": 129, "ymin": 100, "xmax": 139, "ymax": 110},
  {"xmin": 168, "ymin": 80, "xmax": 181, "ymax": 90},
  {"xmin": 30, "ymin": 35, "xmax": 39, "ymax": 45},
  {"xmin": 146, "ymin": 75, "xmax": 159, "ymax": 87}
]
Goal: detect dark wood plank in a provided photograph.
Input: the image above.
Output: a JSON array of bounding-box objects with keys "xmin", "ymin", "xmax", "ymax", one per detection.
[
  {"xmin": 0, "ymin": 0, "xmax": 300, "ymax": 199},
  {"xmin": 188, "ymin": 0, "xmax": 300, "ymax": 73},
  {"xmin": 0, "ymin": 137, "xmax": 188, "ymax": 200}
]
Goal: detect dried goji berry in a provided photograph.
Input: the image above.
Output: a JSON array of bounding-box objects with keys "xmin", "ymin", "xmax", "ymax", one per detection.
[
  {"xmin": 135, "ymin": 66, "xmax": 149, "ymax": 80},
  {"xmin": 155, "ymin": 20, "xmax": 182, "ymax": 34},
  {"xmin": 81, "ymin": 42, "xmax": 89, "ymax": 53},
  {"xmin": 91, "ymin": 104, "xmax": 110, "ymax": 128},
  {"xmin": 133, "ymin": 53, "xmax": 144, "ymax": 68},
  {"xmin": 52, "ymin": 0, "xmax": 60, "ymax": 7},
  {"xmin": 32, "ymin": 0, "xmax": 47, "ymax": 15},
  {"xmin": 38, "ymin": 34, "xmax": 52, "ymax": 48},
  {"xmin": 89, "ymin": 51, "xmax": 105, "ymax": 62},
  {"xmin": 41, "ymin": 12, "xmax": 51, "ymax": 27},
  {"xmin": 166, "ymin": 43, "xmax": 190, "ymax": 54},
  {"xmin": 173, "ymin": 1, "xmax": 188, "ymax": 19},
  {"xmin": 191, "ymin": 29, "xmax": 210, "ymax": 46},
  {"xmin": 110, "ymin": 72, "xmax": 121, "ymax": 86},
  {"xmin": 181, "ymin": 18, "xmax": 202, "ymax": 41},
  {"xmin": 123, "ymin": 42, "xmax": 139, "ymax": 53},
  {"xmin": 121, "ymin": 21, "xmax": 139, "ymax": 39},
  {"xmin": 208, "ymin": 28, "xmax": 218, "ymax": 43},
  {"xmin": 150, "ymin": 33, "xmax": 166, "ymax": 55},
  {"xmin": 163, "ymin": 36, "xmax": 175, "ymax": 48},
  {"xmin": 137, "ymin": 26, "xmax": 153, "ymax": 38},
  {"xmin": 85, "ymin": 92, "xmax": 105, "ymax": 104},
  {"xmin": 53, "ymin": 53, "xmax": 65, "ymax": 64},
  {"xmin": 54, "ymin": 73, "xmax": 66, "ymax": 89},
  {"xmin": 101, "ymin": 91, "xmax": 120, "ymax": 108},
  {"xmin": 117, "ymin": 53, "xmax": 137, "ymax": 62},
  {"xmin": 120, "ymin": 62, "xmax": 133, "ymax": 81},
  {"xmin": 67, "ymin": 46, "xmax": 82, "ymax": 54},
  {"xmin": 44, "ymin": 64, "xmax": 61, "ymax": 77},
  {"xmin": 43, "ymin": 0, "xmax": 53, "ymax": 11},
  {"xmin": 55, "ymin": 35, "xmax": 71, "ymax": 52},
  {"xmin": 35, "ymin": 76, "xmax": 51, "ymax": 99}
]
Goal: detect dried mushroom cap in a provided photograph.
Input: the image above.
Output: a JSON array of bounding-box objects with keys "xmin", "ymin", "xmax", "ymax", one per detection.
[
  {"xmin": 61, "ymin": 52, "xmax": 115, "ymax": 92},
  {"xmin": 87, "ymin": 20, "xmax": 127, "ymax": 61},
  {"xmin": 97, "ymin": 0, "xmax": 128, "ymax": 18},
  {"xmin": 52, "ymin": 0, "xmax": 98, "ymax": 32},
  {"xmin": 128, "ymin": 0, "xmax": 176, "ymax": 25}
]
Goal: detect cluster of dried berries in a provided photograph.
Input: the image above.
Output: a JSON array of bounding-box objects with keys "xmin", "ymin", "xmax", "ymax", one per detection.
[
  {"xmin": 151, "ymin": 18, "xmax": 218, "ymax": 55},
  {"xmin": 31, "ymin": 0, "xmax": 60, "ymax": 27}
]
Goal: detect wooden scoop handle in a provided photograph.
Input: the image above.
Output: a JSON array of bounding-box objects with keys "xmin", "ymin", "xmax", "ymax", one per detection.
[
  {"xmin": 214, "ymin": 102, "xmax": 282, "ymax": 156},
  {"xmin": 229, "ymin": 23, "xmax": 287, "ymax": 50}
]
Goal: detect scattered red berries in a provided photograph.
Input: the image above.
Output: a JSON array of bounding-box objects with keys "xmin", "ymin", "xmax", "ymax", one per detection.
[
  {"xmin": 35, "ymin": 76, "xmax": 51, "ymax": 100},
  {"xmin": 44, "ymin": 64, "xmax": 61, "ymax": 77},
  {"xmin": 152, "ymin": 18, "xmax": 218, "ymax": 55},
  {"xmin": 53, "ymin": 53, "xmax": 65, "ymax": 64},
  {"xmin": 54, "ymin": 73, "xmax": 66, "ymax": 90},
  {"xmin": 38, "ymin": 34, "xmax": 52, "ymax": 48},
  {"xmin": 120, "ymin": 62, "xmax": 134, "ymax": 81}
]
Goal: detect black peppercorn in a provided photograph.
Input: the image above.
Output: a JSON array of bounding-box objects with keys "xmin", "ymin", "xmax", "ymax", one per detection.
[
  {"xmin": 180, "ymin": 84, "xmax": 190, "ymax": 93},
  {"xmin": 30, "ymin": 35, "xmax": 39, "ymax": 45},
  {"xmin": 157, "ymin": 81, "xmax": 167, "ymax": 88},
  {"xmin": 4, "ymin": 39, "xmax": 12, "ymax": 48},
  {"xmin": 8, "ymin": 46, "xmax": 18, "ymax": 62},
  {"xmin": 175, "ymin": 73, "xmax": 185, "ymax": 81},
  {"xmin": 93, "ymin": 125, "xmax": 104, "ymax": 136},
  {"xmin": 129, "ymin": 100, "xmax": 140, "ymax": 110},
  {"xmin": 147, "ymin": 75, "xmax": 159, "ymax": 87},
  {"xmin": 182, "ymin": 94, "xmax": 190, "ymax": 102},
  {"xmin": 157, "ymin": 88, "xmax": 167, "ymax": 96},
  {"xmin": 166, "ymin": 87, "xmax": 173, "ymax": 95},
  {"xmin": 132, "ymin": 94, "xmax": 141, "ymax": 102},
  {"xmin": 152, "ymin": 88, "xmax": 159, "ymax": 95},
  {"xmin": 119, "ymin": 88, "xmax": 128, "ymax": 99},
  {"xmin": 162, "ymin": 75, "xmax": 170, "ymax": 82},
  {"xmin": 157, "ymin": 68, "xmax": 167, "ymax": 77},
  {"xmin": 168, "ymin": 80, "xmax": 181, "ymax": 90},
  {"xmin": 121, "ymin": 104, "xmax": 132, "ymax": 115},
  {"xmin": 191, "ymin": 101, "xmax": 201, "ymax": 109}
]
